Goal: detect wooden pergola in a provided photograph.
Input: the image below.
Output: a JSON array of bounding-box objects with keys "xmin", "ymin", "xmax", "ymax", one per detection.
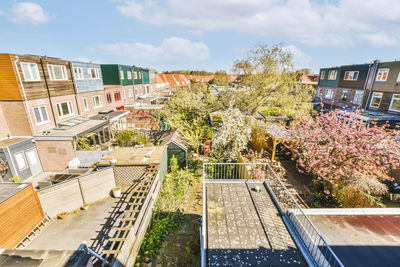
[{"xmin": 262, "ymin": 125, "xmax": 297, "ymax": 160}]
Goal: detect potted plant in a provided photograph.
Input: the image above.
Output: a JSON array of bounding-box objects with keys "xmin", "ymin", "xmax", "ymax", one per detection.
[
  {"xmin": 58, "ymin": 211, "xmax": 68, "ymax": 220},
  {"xmin": 81, "ymin": 204, "xmax": 89, "ymax": 211},
  {"xmin": 112, "ymin": 187, "xmax": 121, "ymax": 198}
]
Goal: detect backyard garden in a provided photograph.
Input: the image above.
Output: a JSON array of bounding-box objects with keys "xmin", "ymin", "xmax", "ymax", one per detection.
[{"xmin": 134, "ymin": 44, "xmax": 400, "ymax": 266}]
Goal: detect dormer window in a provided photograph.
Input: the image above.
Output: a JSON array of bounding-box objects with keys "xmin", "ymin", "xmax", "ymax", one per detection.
[
  {"xmin": 376, "ymin": 68, "xmax": 389, "ymax": 82},
  {"xmin": 48, "ymin": 64, "xmax": 68, "ymax": 81},
  {"xmin": 344, "ymin": 71, "xmax": 359, "ymax": 81},
  {"xmin": 21, "ymin": 62, "xmax": 41, "ymax": 82}
]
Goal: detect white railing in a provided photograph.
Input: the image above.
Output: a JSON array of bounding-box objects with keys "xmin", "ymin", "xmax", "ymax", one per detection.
[{"xmin": 202, "ymin": 162, "xmax": 344, "ymax": 267}]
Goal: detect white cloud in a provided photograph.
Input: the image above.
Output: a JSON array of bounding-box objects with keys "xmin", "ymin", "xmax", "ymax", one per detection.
[
  {"xmin": 89, "ymin": 37, "xmax": 210, "ymax": 68},
  {"xmin": 11, "ymin": 2, "xmax": 50, "ymax": 25},
  {"xmin": 283, "ymin": 45, "xmax": 311, "ymax": 67},
  {"xmin": 117, "ymin": 0, "xmax": 400, "ymax": 47}
]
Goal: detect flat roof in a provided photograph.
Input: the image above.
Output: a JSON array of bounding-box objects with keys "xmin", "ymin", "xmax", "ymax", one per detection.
[
  {"xmin": 90, "ymin": 110, "xmax": 129, "ymax": 121},
  {"xmin": 97, "ymin": 145, "xmax": 166, "ymax": 166},
  {"xmin": 0, "ymin": 183, "xmax": 29, "ymax": 204},
  {"xmin": 205, "ymin": 181, "xmax": 305, "ymax": 266},
  {"xmin": 0, "ymin": 137, "xmax": 30, "ymax": 148},
  {"xmin": 309, "ymin": 214, "xmax": 400, "ymax": 266},
  {"xmin": 34, "ymin": 118, "xmax": 107, "ymax": 140}
]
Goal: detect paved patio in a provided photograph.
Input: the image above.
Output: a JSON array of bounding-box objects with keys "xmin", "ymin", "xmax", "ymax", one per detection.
[{"xmin": 206, "ymin": 181, "xmax": 305, "ymax": 266}]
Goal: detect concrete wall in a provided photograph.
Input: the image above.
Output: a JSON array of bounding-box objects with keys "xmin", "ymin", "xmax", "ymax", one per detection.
[
  {"xmin": 35, "ymin": 140, "xmax": 75, "ymax": 171},
  {"xmin": 37, "ymin": 167, "xmax": 116, "ymax": 217}
]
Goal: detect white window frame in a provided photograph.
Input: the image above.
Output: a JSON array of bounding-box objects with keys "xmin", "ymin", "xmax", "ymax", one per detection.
[
  {"xmin": 325, "ymin": 89, "xmax": 334, "ymax": 99},
  {"xmin": 397, "ymin": 72, "xmax": 400, "ymax": 83},
  {"xmin": 21, "ymin": 62, "xmax": 41, "ymax": 82},
  {"xmin": 344, "ymin": 71, "xmax": 359, "ymax": 81},
  {"xmin": 120, "ymin": 70, "xmax": 124, "ymax": 80},
  {"xmin": 56, "ymin": 101, "xmax": 74, "ymax": 118},
  {"xmin": 92, "ymin": 95, "xmax": 103, "ymax": 108},
  {"xmin": 352, "ymin": 90, "xmax": 364, "ymax": 106},
  {"xmin": 376, "ymin": 68, "xmax": 390, "ymax": 82},
  {"xmin": 83, "ymin": 97, "xmax": 89, "ymax": 111},
  {"xmin": 340, "ymin": 89, "xmax": 349, "ymax": 102},
  {"xmin": 33, "ymin": 105, "xmax": 50, "ymax": 125},
  {"xmin": 47, "ymin": 64, "xmax": 68, "ymax": 81},
  {"xmin": 122, "ymin": 90, "xmax": 126, "ymax": 100},
  {"xmin": 134, "ymin": 72, "xmax": 138, "ymax": 79},
  {"xmin": 73, "ymin": 67, "xmax": 84, "ymax": 80},
  {"xmin": 88, "ymin": 68, "xmax": 100, "ymax": 79},
  {"xmin": 128, "ymin": 88, "xmax": 133, "ymax": 98},
  {"xmin": 127, "ymin": 71, "xmax": 132, "ymax": 80},
  {"xmin": 25, "ymin": 149, "xmax": 38, "ymax": 166},
  {"xmin": 328, "ymin": 70, "xmax": 337, "ymax": 80},
  {"xmin": 139, "ymin": 72, "xmax": 142, "ymax": 79},
  {"xmin": 389, "ymin": 94, "xmax": 400, "ymax": 112},
  {"xmin": 15, "ymin": 152, "xmax": 27, "ymax": 170},
  {"xmin": 320, "ymin": 71, "xmax": 325, "ymax": 80},
  {"xmin": 369, "ymin": 92, "xmax": 383, "ymax": 108}
]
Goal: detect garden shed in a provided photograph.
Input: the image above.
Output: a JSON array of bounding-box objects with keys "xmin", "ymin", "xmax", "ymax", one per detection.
[
  {"xmin": 0, "ymin": 183, "xmax": 46, "ymax": 249},
  {"xmin": 158, "ymin": 130, "xmax": 189, "ymax": 169}
]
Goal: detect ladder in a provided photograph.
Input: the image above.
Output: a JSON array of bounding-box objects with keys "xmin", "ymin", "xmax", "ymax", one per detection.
[{"xmin": 14, "ymin": 212, "xmax": 54, "ymax": 249}]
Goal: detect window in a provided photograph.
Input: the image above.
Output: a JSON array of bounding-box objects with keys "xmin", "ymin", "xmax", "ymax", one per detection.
[
  {"xmin": 128, "ymin": 89, "xmax": 133, "ymax": 98},
  {"xmin": 139, "ymin": 72, "xmax": 142, "ymax": 79},
  {"xmin": 353, "ymin": 90, "xmax": 364, "ymax": 105},
  {"xmin": 92, "ymin": 95, "xmax": 102, "ymax": 108},
  {"xmin": 120, "ymin": 70, "xmax": 124, "ymax": 80},
  {"xmin": 48, "ymin": 64, "xmax": 68, "ymax": 81},
  {"xmin": 389, "ymin": 94, "xmax": 400, "ymax": 112},
  {"xmin": 344, "ymin": 71, "xmax": 359, "ymax": 81},
  {"xmin": 114, "ymin": 91, "xmax": 121, "ymax": 101},
  {"xmin": 376, "ymin": 68, "xmax": 389, "ymax": 82},
  {"xmin": 127, "ymin": 71, "xmax": 132, "ymax": 80},
  {"xmin": 397, "ymin": 72, "xmax": 400, "ymax": 83},
  {"xmin": 26, "ymin": 149, "xmax": 38, "ymax": 166},
  {"xmin": 320, "ymin": 71, "xmax": 325, "ymax": 80},
  {"xmin": 106, "ymin": 93, "xmax": 112, "ymax": 104},
  {"xmin": 135, "ymin": 88, "xmax": 138, "ymax": 96},
  {"xmin": 88, "ymin": 68, "xmax": 100, "ymax": 79},
  {"xmin": 328, "ymin": 70, "xmax": 337, "ymax": 80},
  {"xmin": 340, "ymin": 89, "xmax": 349, "ymax": 102},
  {"xmin": 122, "ymin": 90, "xmax": 126, "ymax": 100},
  {"xmin": 73, "ymin": 67, "xmax": 84, "ymax": 80},
  {"xmin": 370, "ymin": 92, "xmax": 383, "ymax": 108},
  {"xmin": 15, "ymin": 152, "xmax": 27, "ymax": 170},
  {"xmin": 83, "ymin": 98, "xmax": 89, "ymax": 111},
  {"xmin": 33, "ymin": 105, "xmax": 49, "ymax": 125},
  {"xmin": 325, "ymin": 89, "xmax": 334, "ymax": 99},
  {"xmin": 21, "ymin": 62, "xmax": 41, "ymax": 81},
  {"xmin": 316, "ymin": 88, "xmax": 321, "ymax": 98},
  {"xmin": 134, "ymin": 71, "xmax": 138, "ymax": 79},
  {"xmin": 146, "ymin": 86, "xmax": 150, "ymax": 94},
  {"xmin": 56, "ymin": 101, "xmax": 74, "ymax": 118}
]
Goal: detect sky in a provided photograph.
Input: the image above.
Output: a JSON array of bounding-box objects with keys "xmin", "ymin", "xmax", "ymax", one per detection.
[{"xmin": 1, "ymin": 0, "xmax": 400, "ymax": 73}]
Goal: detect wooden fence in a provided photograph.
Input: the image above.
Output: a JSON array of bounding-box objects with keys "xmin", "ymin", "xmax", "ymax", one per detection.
[{"xmin": 37, "ymin": 167, "xmax": 116, "ymax": 218}]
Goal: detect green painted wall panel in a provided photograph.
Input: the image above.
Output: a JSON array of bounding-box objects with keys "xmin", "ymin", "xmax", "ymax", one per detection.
[
  {"xmin": 142, "ymin": 69, "xmax": 150, "ymax": 84},
  {"xmin": 120, "ymin": 65, "xmax": 133, "ymax": 86},
  {"xmin": 133, "ymin": 66, "xmax": 142, "ymax": 85},
  {"xmin": 318, "ymin": 67, "xmax": 341, "ymax": 88},
  {"xmin": 101, "ymin": 64, "xmax": 120, "ymax": 85}
]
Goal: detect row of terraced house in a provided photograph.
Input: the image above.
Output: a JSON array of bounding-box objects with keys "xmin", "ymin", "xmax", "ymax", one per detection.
[
  {"xmin": 0, "ymin": 53, "xmax": 190, "ymax": 182},
  {"xmin": 316, "ymin": 59, "xmax": 400, "ymax": 125}
]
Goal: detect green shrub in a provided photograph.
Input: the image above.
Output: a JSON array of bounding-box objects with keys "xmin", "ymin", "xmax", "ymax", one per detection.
[{"xmin": 259, "ymin": 107, "xmax": 283, "ymax": 117}]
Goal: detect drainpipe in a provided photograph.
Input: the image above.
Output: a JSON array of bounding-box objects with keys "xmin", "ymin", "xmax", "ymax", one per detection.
[
  {"xmin": 14, "ymin": 56, "xmax": 37, "ymax": 136},
  {"xmin": 68, "ymin": 61, "xmax": 81, "ymax": 116},
  {"xmin": 364, "ymin": 61, "xmax": 379, "ymax": 110},
  {"xmin": 39, "ymin": 57, "xmax": 58, "ymax": 125}
]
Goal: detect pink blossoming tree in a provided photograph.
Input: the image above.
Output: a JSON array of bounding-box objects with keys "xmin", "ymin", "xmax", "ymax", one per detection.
[{"xmin": 288, "ymin": 109, "xmax": 400, "ymax": 204}]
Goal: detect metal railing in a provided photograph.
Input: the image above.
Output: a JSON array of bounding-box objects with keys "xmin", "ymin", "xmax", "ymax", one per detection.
[
  {"xmin": 265, "ymin": 164, "xmax": 344, "ymax": 267},
  {"xmin": 202, "ymin": 162, "xmax": 344, "ymax": 267}
]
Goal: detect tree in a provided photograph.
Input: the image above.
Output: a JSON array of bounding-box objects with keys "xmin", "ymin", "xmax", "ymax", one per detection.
[
  {"xmin": 232, "ymin": 43, "xmax": 315, "ymax": 115},
  {"xmin": 212, "ymin": 106, "xmax": 252, "ymax": 162},
  {"xmin": 289, "ymin": 110, "xmax": 400, "ymax": 205},
  {"xmin": 167, "ymin": 85, "xmax": 216, "ymax": 153}
]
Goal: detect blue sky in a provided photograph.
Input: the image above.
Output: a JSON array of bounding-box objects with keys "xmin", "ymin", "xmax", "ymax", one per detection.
[{"xmin": 1, "ymin": 0, "xmax": 400, "ymax": 73}]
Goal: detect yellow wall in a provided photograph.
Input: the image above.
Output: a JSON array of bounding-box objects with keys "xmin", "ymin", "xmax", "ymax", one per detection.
[{"xmin": 0, "ymin": 54, "xmax": 23, "ymax": 100}]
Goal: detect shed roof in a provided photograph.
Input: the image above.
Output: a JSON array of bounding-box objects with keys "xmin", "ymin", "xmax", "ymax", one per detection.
[
  {"xmin": 90, "ymin": 110, "xmax": 130, "ymax": 121},
  {"xmin": 159, "ymin": 130, "xmax": 189, "ymax": 151},
  {"xmin": 97, "ymin": 145, "xmax": 167, "ymax": 166},
  {"xmin": 0, "ymin": 137, "xmax": 30, "ymax": 148},
  {"xmin": 0, "ymin": 183, "xmax": 29, "ymax": 204}
]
